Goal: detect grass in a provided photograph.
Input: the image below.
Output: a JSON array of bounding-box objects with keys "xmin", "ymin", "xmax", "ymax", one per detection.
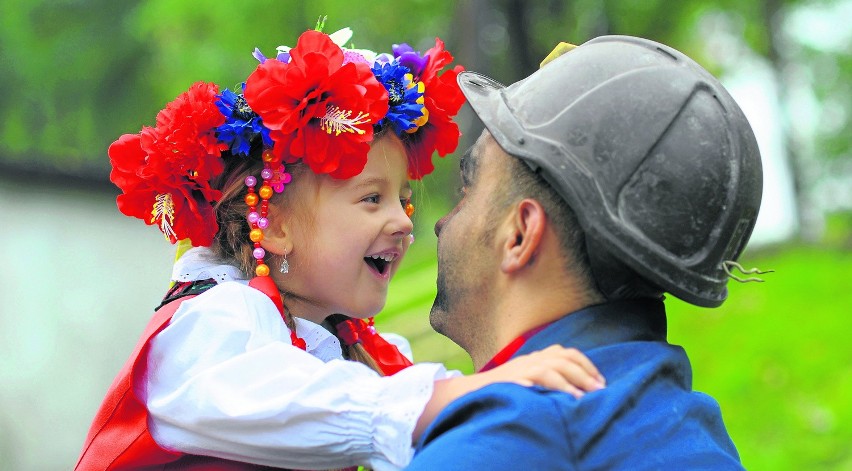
[
  {"xmin": 376, "ymin": 214, "xmax": 852, "ymax": 470},
  {"xmin": 667, "ymin": 244, "xmax": 852, "ymax": 470}
]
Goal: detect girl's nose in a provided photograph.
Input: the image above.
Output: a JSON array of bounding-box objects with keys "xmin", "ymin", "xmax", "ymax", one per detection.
[{"xmin": 390, "ymin": 204, "xmax": 414, "ymax": 238}]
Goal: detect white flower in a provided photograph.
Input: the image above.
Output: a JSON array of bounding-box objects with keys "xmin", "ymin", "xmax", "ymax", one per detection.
[{"xmin": 274, "ymin": 27, "xmax": 378, "ymax": 63}]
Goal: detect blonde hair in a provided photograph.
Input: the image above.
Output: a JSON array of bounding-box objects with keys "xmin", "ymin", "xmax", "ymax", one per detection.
[{"xmin": 209, "ymin": 147, "xmax": 385, "ymax": 374}]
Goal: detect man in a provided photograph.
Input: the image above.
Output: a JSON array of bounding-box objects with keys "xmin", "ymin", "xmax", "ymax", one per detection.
[{"xmin": 408, "ymin": 36, "xmax": 762, "ymax": 469}]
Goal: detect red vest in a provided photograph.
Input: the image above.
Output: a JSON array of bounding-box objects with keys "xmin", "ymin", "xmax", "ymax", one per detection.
[
  {"xmin": 75, "ymin": 296, "xmax": 279, "ymax": 470},
  {"xmin": 76, "ymin": 289, "xmax": 412, "ymax": 470}
]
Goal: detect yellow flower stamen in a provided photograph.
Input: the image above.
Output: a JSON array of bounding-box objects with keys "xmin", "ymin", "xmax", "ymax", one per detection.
[
  {"xmin": 320, "ymin": 105, "xmax": 370, "ymax": 135},
  {"xmin": 151, "ymin": 193, "xmax": 177, "ymax": 240}
]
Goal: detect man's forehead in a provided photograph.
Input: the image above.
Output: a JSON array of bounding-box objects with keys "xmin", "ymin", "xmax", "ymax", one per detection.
[
  {"xmin": 471, "ymin": 129, "xmax": 493, "ymax": 160},
  {"xmin": 461, "ymin": 130, "xmax": 496, "ymax": 171}
]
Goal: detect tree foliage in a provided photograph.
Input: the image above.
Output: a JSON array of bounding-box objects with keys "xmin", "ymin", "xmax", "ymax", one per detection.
[{"xmin": 2, "ymin": 1, "xmax": 847, "ymax": 224}]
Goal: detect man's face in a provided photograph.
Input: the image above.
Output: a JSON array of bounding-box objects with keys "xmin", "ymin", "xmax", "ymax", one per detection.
[{"xmin": 430, "ymin": 130, "xmax": 505, "ymax": 350}]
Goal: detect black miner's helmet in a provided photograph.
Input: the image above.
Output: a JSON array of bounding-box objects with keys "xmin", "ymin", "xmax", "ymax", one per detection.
[{"xmin": 457, "ymin": 35, "xmax": 763, "ymax": 308}]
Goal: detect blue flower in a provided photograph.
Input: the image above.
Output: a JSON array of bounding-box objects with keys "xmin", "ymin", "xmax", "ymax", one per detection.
[
  {"xmin": 215, "ymin": 85, "xmax": 272, "ymax": 156},
  {"xmin": 252, "ymin": 48, "xmax": 268, "ymax": 64},
  {"xmin": 372, "ymin": 61, "xmax": 425, "ymax": 136},
  {"xmin": 391, "ymin": 43, "xmax": 428, "ymax": 78},
  {"xmin": 253, "ymin": 47, "xmax": 291, "ymax": 64}
]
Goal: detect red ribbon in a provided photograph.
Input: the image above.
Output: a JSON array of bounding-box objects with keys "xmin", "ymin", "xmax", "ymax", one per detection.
[
  {"xmin": 335, "ymin": 318, "xmax": 413, "ymax": 375},
  {"xmin": 248, "ymin": 276, "xmax": 307, "ymax": 351},
  {"xmin": 336, "ymin": 319, "xmax": 366, "ymax": 346}
]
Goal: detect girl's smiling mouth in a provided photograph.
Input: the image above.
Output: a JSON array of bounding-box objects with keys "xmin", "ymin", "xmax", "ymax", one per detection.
[{"xmin": 364, "ymin": 252, "xmax": 397, "ymax": 277}]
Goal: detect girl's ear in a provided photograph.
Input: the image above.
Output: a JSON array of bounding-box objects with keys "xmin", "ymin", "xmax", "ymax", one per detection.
[
  {"xmin": 260, "ymin": 215, "xmax": 294, "ymax": 257},
  {"xmin": 500, "ymin": 198, "xmax": 546, "ymax": 273}
]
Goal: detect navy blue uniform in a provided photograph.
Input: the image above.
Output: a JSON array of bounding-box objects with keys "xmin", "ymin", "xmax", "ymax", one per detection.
[{"xmin": 409, "ymin": 299, "xmax": 743, "ymax": 470}]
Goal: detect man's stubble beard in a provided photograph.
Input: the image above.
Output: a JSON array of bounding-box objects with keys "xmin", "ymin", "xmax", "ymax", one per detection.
[{"xmin": 429, "ymin": 250, "xmax": 492, "ymax": 358}]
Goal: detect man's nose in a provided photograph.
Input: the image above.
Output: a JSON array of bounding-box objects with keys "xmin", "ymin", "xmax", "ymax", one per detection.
[
  {"xmin": 434, "ymin": 215, "xmax": 445, "ymax": 237},
  {"xmin": 434, "ymin": 208, "xmax": 454, "ymax": 237}
]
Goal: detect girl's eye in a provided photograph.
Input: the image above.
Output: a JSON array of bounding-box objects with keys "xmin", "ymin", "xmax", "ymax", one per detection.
[{"xmin": 363, "ymin": 194, "xmax": 380, "ymax": 204}]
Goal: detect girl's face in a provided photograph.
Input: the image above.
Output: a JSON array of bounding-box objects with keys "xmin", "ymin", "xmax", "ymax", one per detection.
[{"xmin": 276, "ymin": 134, "xmax": 414, "ymax": 323}]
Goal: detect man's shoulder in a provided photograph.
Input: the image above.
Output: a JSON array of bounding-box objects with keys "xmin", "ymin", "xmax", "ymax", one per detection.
[
  {"xmin": 414, "ymin": 342, "xmax": 744, "ymax": 470},
  {"xmin": 411, "ymin": 383, "xmax": 576, "ymax": 470},
  {"xmin": 439, "ymin": 381, "xmax": 570, "ymax": 418},
  {"xmin": 422, "ymin": 381, "xmax": 568, "ymax": 436}
]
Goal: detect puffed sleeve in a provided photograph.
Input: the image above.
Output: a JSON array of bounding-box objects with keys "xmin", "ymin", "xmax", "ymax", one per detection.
[{"xmin": 141, "ymin": 282, "xmax": 452, "ymax": 471}]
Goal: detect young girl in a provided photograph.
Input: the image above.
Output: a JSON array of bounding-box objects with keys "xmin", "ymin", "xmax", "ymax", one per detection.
[{"xmin": 77, "ymin": 24, "xmax": 605, "ymax": 471}]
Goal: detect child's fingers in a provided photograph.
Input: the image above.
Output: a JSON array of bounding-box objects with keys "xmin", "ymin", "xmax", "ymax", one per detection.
[
  {"xmin": 535, "ymin": 346, "xmax": 605, "ymax": 391},
  {"xmin": 554, "ymin": 361, "xmax": 605, "ymax": 393},
  {"xmin": 560, "ymin": 346, "xmax": 606, "ymax": 386},
  {"xmin": 532, "ymin": 369, "xmax": 587, "ymax": 398},
  {"xmin": 561, "ymin": 382, "xmax": 585, "ymax": 399},
  {"xmin": 491, "ymin": 345, "xmax": 606, "ymax": 395}
]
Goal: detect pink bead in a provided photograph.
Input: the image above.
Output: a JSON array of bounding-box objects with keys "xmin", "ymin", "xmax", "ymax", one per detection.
[
  {"xmin": 281, "ymin": 172, "xmax": 292, "ymax": 183},
  {"xmin": 244, "ymin": 176, "xmax": 257, "ymax": 187},
  {"xmin": 261, "ymin": 168, "xmax": 273, "ymax": 179},
  {"xmin": 273, "ymin": 183, "xmax": 285, "ymax": 193},
  {"xmin": 247, "ymin": 212, "xmax": 260, "ymax": 224},
  {"xmin": 253, "ymin": 247, "xmax": 266, "ymax": 260},
  {"xmin": 258, "ymin": 217, "xmax": 269, "ymax": 229}
]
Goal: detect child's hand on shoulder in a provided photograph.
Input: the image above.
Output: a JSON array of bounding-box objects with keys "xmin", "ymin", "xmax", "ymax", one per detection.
[{"xmin": 485, "ymin": 345, "xmax": 606, "ymax": 398}]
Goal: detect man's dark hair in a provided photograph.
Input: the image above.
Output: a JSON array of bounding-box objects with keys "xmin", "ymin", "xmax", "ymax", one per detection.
[{"xmin": 488, "ymin": 151, "xmax": 602, "ymax": 301}]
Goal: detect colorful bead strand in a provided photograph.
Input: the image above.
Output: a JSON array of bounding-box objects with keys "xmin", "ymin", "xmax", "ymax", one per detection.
[
  {"xmin": 244, "ymin": 174, "xmax": 270, "ymax": 277},
  {"xmin": 245, "ymin": 149, "xmax": 305, "ymax": 350}
]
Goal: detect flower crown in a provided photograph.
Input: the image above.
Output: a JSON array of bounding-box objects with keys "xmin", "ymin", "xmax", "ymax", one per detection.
[{"xmin": 109, "ymin": 25, "xmax": 465, "ymax": 248}]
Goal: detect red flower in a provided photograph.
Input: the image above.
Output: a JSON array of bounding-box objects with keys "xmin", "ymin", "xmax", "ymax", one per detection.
[
  {"xmin": 109, "ymin": 133, "xmax": 149, "ymax": 194},
  {"xmin": 405, "ymin": 38, "xmax": 466, "ymax": 179},
  {"xmin": 108, "ymin": 82, "xmax": 226, "ymax": 246},
  {"xmin": 144, "ymin": 82, "xmax": 227, "ymax": 185},
  {"xmin": 244, "ymin": 30, "xmax": 389, "ymax": 179}
]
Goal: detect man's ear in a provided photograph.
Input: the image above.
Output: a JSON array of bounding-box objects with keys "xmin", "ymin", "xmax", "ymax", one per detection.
[
  {"xmin": 500, "ymin": 199, "xmax": 546, "ymax": 273},
  {"xmin": 260, "ymin": 215, "xmax": 294, "ymax": 257}
]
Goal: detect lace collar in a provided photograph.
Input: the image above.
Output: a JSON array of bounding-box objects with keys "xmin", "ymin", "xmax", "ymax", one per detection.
[{"xmin": 171, "ymin": 247, "xmax": 342, "ymax": 362}]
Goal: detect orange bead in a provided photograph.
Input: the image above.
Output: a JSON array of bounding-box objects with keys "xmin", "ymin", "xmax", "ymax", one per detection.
[
  {"xmin": 245, "ymin": 193, "xmax": 259, "ymax": 207},
  {"xmin": 259, "ymin": 185, "xmax": 273, "ymax": 199},
  {"xmin": 255, "ymin": 263, "xmax": 270, "ymax": 277},
  {"xmin": 249, "ymin": 228, "xmax": 264, "ymax": 242},
  {"xmin": 262, "ymin": 150, "xmax": 275, "ymax": 162},
  {"xmin": 405, "ymin": 202, "xmax": 415, "ymax": 217}
]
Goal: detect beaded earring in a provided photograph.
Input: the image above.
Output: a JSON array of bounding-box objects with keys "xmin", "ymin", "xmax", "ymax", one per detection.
[
  {"xmin": 280, "ymin": 253, "xmax": 290, "ymax": 274},
  {"xmin": 246, "ymin": 150, "xmax": 305, "ymax": 349},
  {"xmin": 405, "ymin": 198, "xmax": 415, "ymax": 244}
]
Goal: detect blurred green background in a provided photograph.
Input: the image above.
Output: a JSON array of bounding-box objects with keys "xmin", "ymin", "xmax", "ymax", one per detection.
[{"xmin": 0, "ymin": 0, "xmax": 849, "ymax": 469}]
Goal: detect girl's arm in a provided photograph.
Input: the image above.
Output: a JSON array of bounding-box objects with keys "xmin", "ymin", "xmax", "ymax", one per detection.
[
  {"xmin": 414, "ymin": 345, "xmax": 605, "ymax": 441},
  {"xmin": 143, "ymin": 283, "xmax": 602, "ymax": 471},
  {"xmin": 145, "ymin": 282, "xmax": 449, "ymax": 471}
]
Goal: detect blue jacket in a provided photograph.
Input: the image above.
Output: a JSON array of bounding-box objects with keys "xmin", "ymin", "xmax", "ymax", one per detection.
[{"xmin": 408, "ymin": 299, "xmax": 743, "ymax": 470}]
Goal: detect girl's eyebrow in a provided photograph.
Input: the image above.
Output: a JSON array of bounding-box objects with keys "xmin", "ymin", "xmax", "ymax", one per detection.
[
  {"xmin": 352, "ymin": 176, "xmax": 388, "ymax": 189},
  {"xmin": 352, "ymin": 176, "xmax": 411, "ymax": 192}
]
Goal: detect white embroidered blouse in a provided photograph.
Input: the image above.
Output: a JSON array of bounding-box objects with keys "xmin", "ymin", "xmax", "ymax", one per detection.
[{"xmin": 142, "ymin": 247, "xmax": 453, "ymax": 470}]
